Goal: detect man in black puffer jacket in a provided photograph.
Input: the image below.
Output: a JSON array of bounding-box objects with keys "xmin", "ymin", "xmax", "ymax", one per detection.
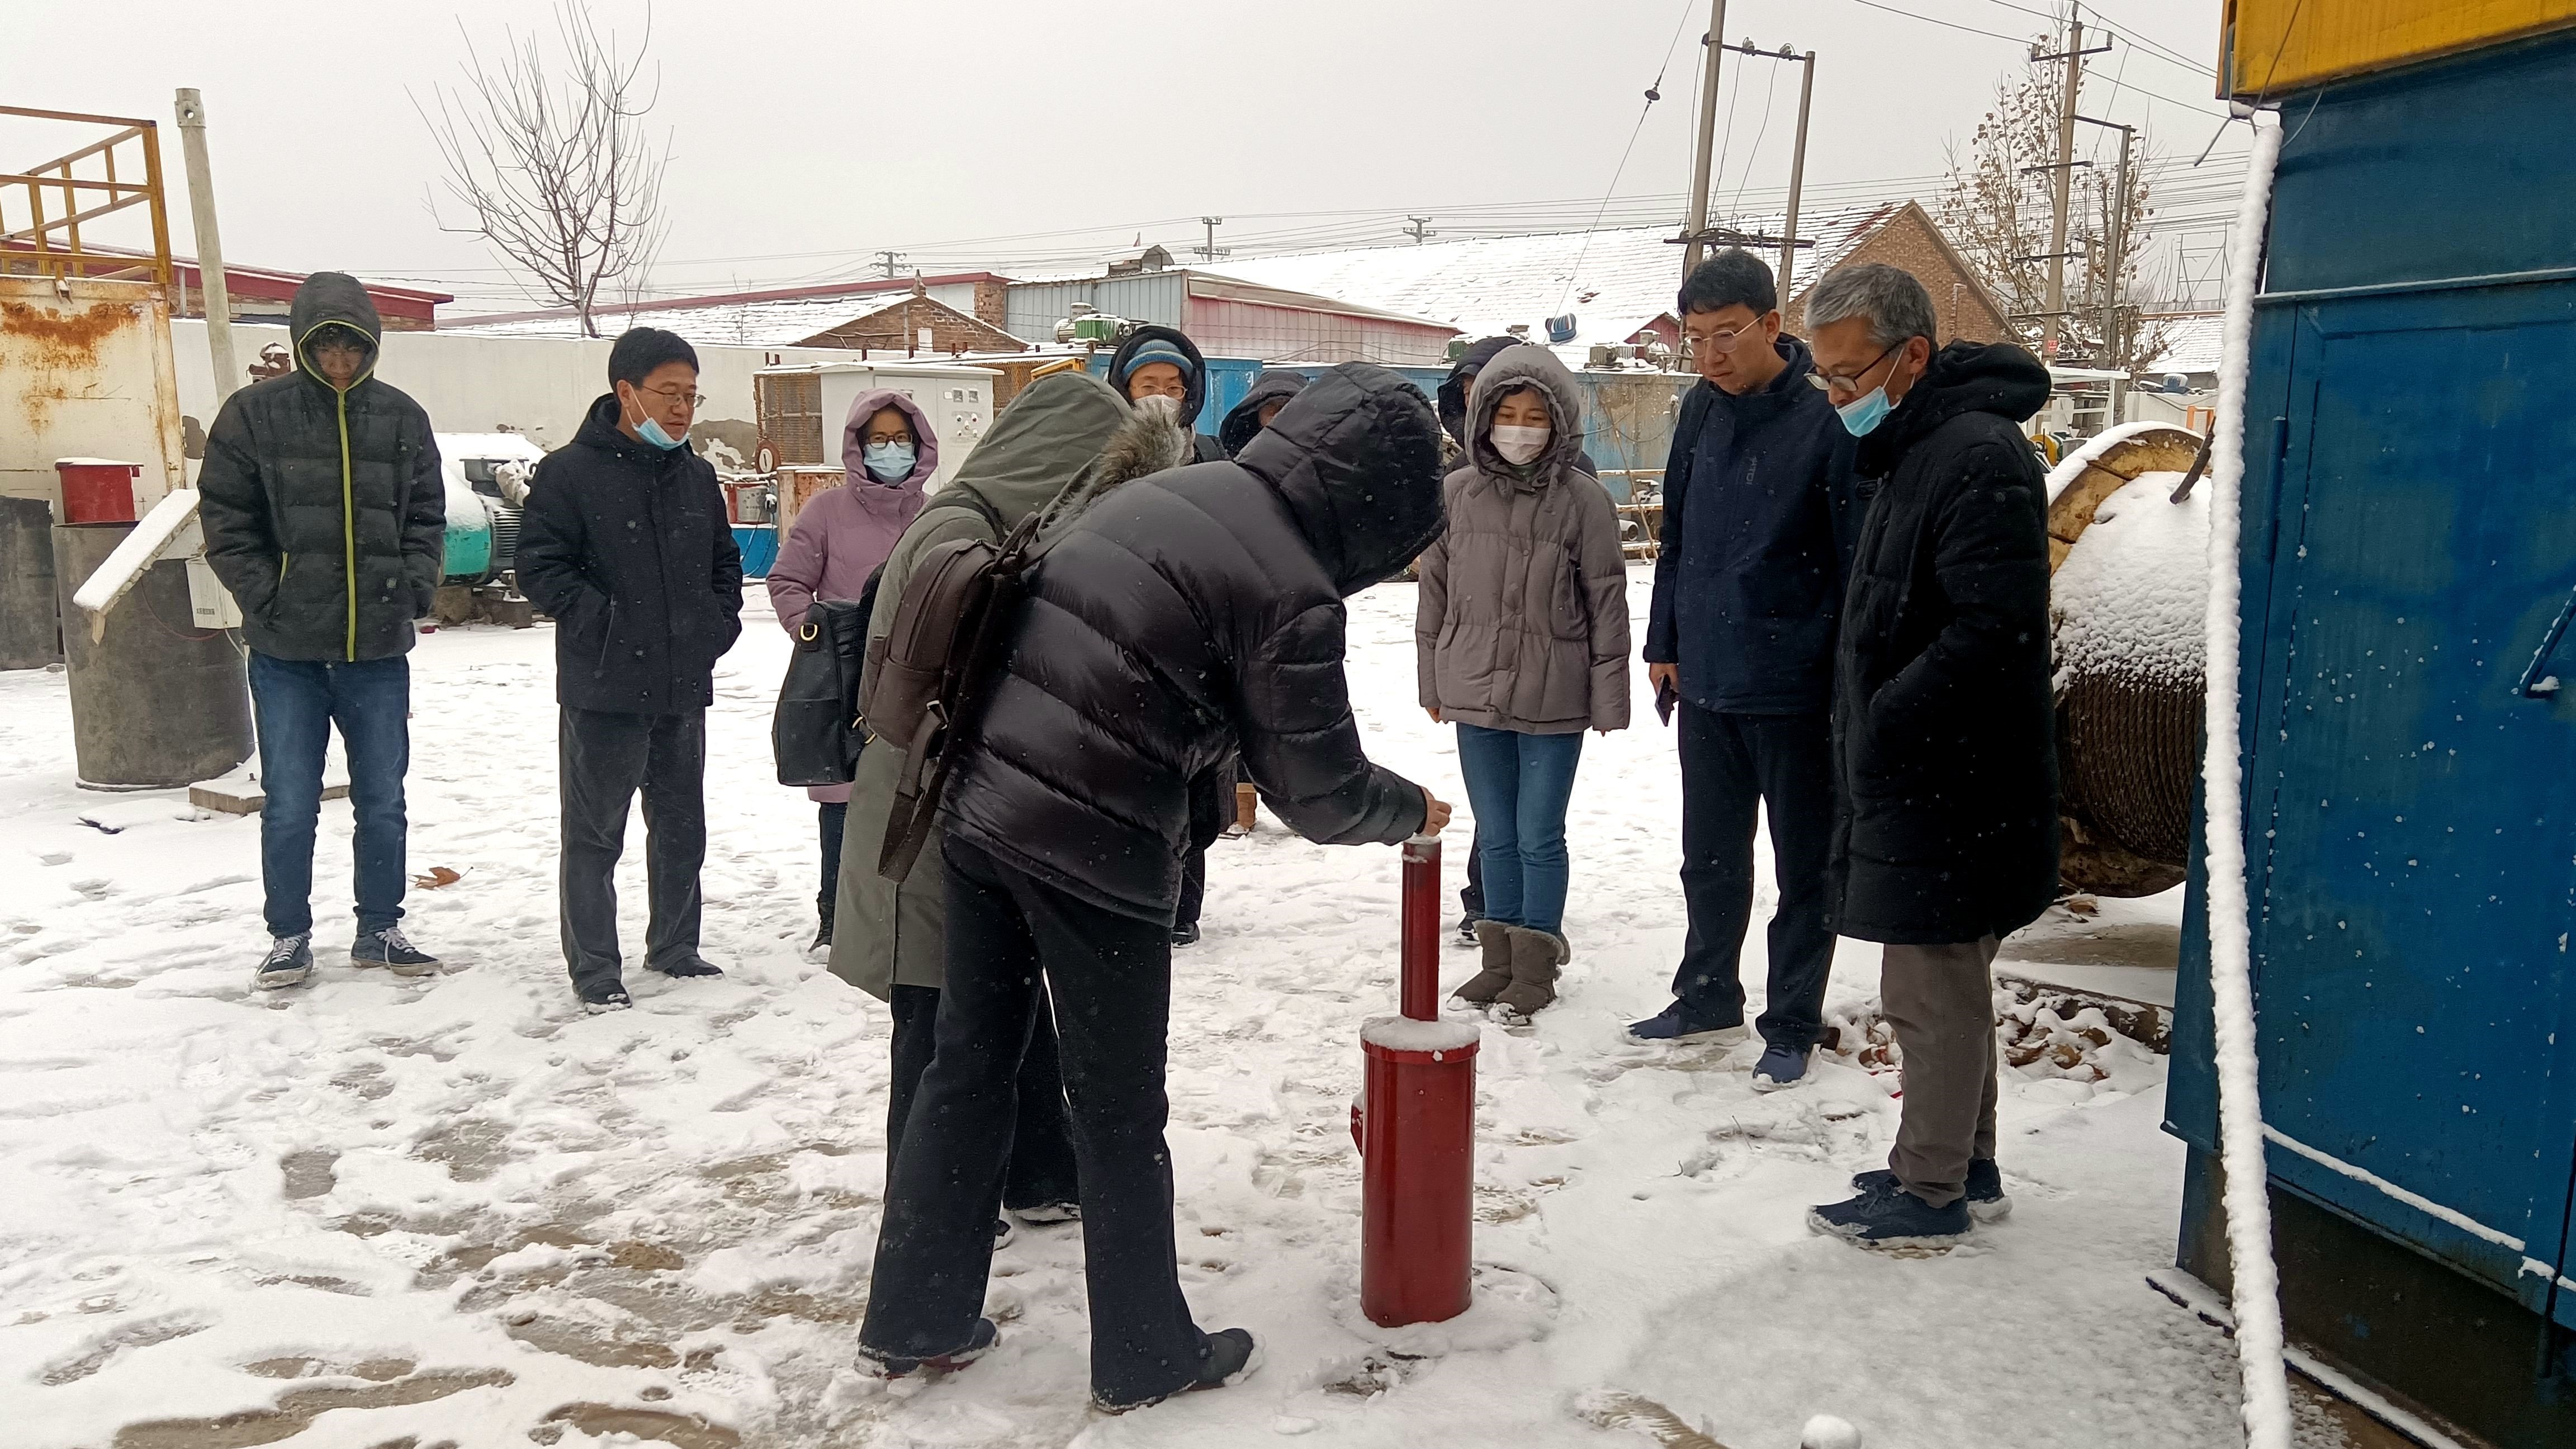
[
  {"xmin": 1797, "ymin": 264, "xmax": 2057, "ymax": 1253},
  {"xmin": 856, "ymin": 363, "xmax": 1454, "ymax": 1412},
  {"xmin": 518, "ymin": 328, "xmax": 745, "ymax": 1012},
  {"xmin": 198, "ymin": 272, "xmax": 445, "ymax": 990}
]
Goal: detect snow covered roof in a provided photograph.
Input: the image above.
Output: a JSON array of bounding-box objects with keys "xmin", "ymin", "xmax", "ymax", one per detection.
[
  {"xmin": 1195, "ymin": 203, "xmax": 1903, "ymax": 366},
  {"xmin": 2145, "ymin": 314, "xmax": 2225, "ymax": 376},
  {"xmin": 444, "ymin": 273, "xmax": 1010, "ymax": 348}
]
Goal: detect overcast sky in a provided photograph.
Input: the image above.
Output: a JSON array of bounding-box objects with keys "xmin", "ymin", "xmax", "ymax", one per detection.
[{"xmin": 3, "ymin": 0, "xmax": 2239, "ymax": 311}]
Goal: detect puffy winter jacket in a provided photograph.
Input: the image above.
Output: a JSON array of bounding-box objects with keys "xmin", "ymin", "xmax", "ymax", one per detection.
[
  {"xmin": 197, "ymin": 273, "xmax": 444, "ymax": 662},
  {"xmin": 1643, "ymin": 335, "xmax": 1863, "ymax": 714},
  {"xmin": 1829, "ymin": 340, "xmax": 2059, "ymax": 945},
  {"xmin": 1105, "ymin": 323, "xmax": 1228, "ymax": 463},
  {"xmin": 1414, "ymin": 345, "xmax": 1630, "ymax": 735},
  {"xmin": 517, "ymin": 395, "xmax": 745, "ymax": 715},
  {"xmin": 943, "ymin": 362, "xmax": 1445, "ymax": 924}
]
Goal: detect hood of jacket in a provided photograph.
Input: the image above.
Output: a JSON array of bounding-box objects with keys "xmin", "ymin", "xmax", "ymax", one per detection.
[
  {"xmin": 1233, "ymin": 362, "xmax": 1445, "ymax": 596},
  {"xmin": 1105, "ymin": 324, "xmax": 1211, "ymax": 429},
  {"xmin": 1218, "ymin": 369, "xmax": 1310, "ymax": 457},
  {"xmin": 1856, "ymin": 339, "xmax": 2051, "ymax": 476},
  {"xmin": 1437, "ymin": 335, "xmax": 1521, "ymax": 444},
  {"xmin": 290, "ymin": 272, "xmax": 384, "ymax": 392},
  {"xmin": 1465, "ymin": 343, "xmax": 1587, "ymax": 485},
  {"xmin": 942, "ymin": 371, "xmax": 1129, "ymax": 528},
  {"xmin": 839, "ymin": 386, "xmax": 939, "ymax": 513},
  {"xmin": 1043, "ymin": 397, "xmax": 1196, "ymax": 531}
]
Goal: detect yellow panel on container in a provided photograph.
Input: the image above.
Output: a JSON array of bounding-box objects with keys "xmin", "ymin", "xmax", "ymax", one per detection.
[{"xmin": 2227, "ymin": 0, "xmax": 2576, "ymax": 93}]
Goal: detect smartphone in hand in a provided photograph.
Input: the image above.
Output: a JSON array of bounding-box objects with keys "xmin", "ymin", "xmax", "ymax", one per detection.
[{"xmin": 1655, "ymin": 678, "xmax": 1679, "ymax": 726}]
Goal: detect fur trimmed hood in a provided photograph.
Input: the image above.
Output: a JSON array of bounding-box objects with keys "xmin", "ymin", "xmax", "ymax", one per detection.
[{"xmin": 1041, "ymin": 397, "xmax": 1196, "ymax": 532}]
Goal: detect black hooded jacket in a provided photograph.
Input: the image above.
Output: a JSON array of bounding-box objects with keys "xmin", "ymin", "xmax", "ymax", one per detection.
[
  {"xmin": 197, "ymin": 273, "xmax": 444, "ymax": 662},
  {"xmin": 1829, "ymin": 340, "xmax": 2058, "ymax": 945},
  {"xmin": 1437, "ymin": 336, "xmax": 1521, "ymax": 447},
  {"xmin": 1218, "ymin": 369, "xmax": 1309, "ymax": 457},
  {"xmin": 517, "ymin": 394, "xmax": 745, "ymax": 714},
  {"xmin": 943, "ymin": 363, "xmax": 1445, "ymax": 923},
  {"xmin": 1106, "ymin": 324, "xmax": 1228, "ymax": 463}
]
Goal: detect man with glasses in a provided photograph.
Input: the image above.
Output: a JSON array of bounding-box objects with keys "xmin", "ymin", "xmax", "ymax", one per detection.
[
  {"xmin": 1799, "ymin": 262, "xmax": 2055, "ymax": 1250},
  {"xmin": 1631, "ymin": 251, "xmax": 1860, "ymax": 1093},
  {"xmin": 518, "ymin": 328, "xmax": 745, "ymax": 1011}
]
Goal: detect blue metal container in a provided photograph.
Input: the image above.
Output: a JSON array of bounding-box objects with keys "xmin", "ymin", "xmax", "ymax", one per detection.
[{"xmin": 2167, "ymin": 29, "xmax": 2576, "ymax": 1444}]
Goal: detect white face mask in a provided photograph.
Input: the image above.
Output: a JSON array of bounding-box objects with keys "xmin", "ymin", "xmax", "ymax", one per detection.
[{"xmin": 1490, "ymin": 423, "xmax": 1551, "ymax": 465}]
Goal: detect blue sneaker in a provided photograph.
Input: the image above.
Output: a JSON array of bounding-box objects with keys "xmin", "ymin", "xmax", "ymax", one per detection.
[
  {"xmin": 1849, "ymin": 1159, "xmax": 2011, "ymax": 1222},
  {"xmin": 1751, "ymin": 1041, "xmax": 1814, "ymax": 1091},
  {"xmin": 1808, "ymin": 1182, "xmax": 1972, "ymax": 1250},
  {"xmin": 1626, "ymin": 1002, "xmax": 1750, "ymax": 1045}
]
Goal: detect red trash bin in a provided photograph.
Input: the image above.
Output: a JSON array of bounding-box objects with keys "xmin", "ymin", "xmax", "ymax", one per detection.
[{"xmin": 56, "ymin": 459, "xmax": 141, "ymax": 524}]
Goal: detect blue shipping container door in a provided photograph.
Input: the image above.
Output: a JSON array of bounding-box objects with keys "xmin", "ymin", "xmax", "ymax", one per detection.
[{"xmin": 2241, "ymin": 278, "xmax": 2576, "ymax": 1318}]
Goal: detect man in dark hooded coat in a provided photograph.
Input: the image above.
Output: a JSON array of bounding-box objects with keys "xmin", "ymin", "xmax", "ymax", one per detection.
[
  {"xmin": 197, "ymin": 273, "xmax": 445, "ymax": 990},
  {"xmin": 856, "ymin": 363, "xmax": 1454, "ymax": 1413}
]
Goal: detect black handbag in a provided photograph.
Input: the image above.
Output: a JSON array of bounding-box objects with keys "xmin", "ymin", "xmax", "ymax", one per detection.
[{"xmin": 773, "ymin": 597, "xmax": 872, "ymax": 787}]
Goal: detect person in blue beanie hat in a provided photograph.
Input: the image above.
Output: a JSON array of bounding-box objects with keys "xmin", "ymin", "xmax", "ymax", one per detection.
[{"xmin": 1105, "ymin": 325, "xmax": 1227, "ymax": 463}]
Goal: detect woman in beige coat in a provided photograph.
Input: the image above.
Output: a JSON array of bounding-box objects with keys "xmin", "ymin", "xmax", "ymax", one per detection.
[{"xmin": 1415, "ymin": 344, "xmax": 1630, "ymax": 1021}]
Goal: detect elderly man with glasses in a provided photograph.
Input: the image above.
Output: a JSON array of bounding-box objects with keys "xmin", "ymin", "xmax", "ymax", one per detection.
[
  {"xmin": 518, "ymin": 327, "xmax": 746, "ymax": 1012},
  {"xmin": 1800, "ymin": 262, "xmax": 2057, "ymax": 1251},
  {"xmin": 1630, "ymin": 250, "xmax": 1862, "ymax": 1092}
]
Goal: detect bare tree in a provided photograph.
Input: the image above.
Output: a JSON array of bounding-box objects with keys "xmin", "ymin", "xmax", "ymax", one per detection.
[
  {"xmin": 419, "ymin": 2, "xmax": 670, "ymax": 337},
  {"xmin": 1937, "ymin": 48, "xmax": 2171, "ymax": 373}
]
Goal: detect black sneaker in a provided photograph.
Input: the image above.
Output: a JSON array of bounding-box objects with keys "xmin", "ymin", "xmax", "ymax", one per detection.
[
  {"xmin": 648, "ymin": 956, "xmax": 724, "ymax": 978},
  {"xmin": 577, "ymin": 979, "xmax": 633, "ymax": 1014},
  {"xmin": 1850, "ymin": 1159, "xmax": 2011, "ymax": 1222},
  {"xmin": 1453, "ymin": 916, "xmax": 1481, "ymax": 948},
  {"xmin": 1092, "ymin": 1328, "xmax": 1261, "ymax": 1414},
  {"xmin": 1170, "ymin": 922, "xmax": 1200, "ymax": 947},
  {"xmin": 858, "ymin": 1317, "xmax": 999, "ymax": 1379},
  {"xmin": 351, "ymin": 925, "xmax": 439, "ymax": 977},
  {"xmin": 255, "ymin": 934, "xmax": 313, "ymax": 990},
  {"xmin": 994, "ymin": 1218, "xmax": 1018, "ymax": 1251},
  {"xmin": 1808, "ymin": 1182, "xmax": 1972, "ymax": 1251}
]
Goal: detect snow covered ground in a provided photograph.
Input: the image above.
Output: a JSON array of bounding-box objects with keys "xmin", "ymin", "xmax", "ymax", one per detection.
[{"xmin": 0, "ymin": 569, "xmax": 2369, "ymax": 1448}]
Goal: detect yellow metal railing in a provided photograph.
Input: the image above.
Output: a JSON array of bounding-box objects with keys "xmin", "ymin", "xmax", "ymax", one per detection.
[{"xmin": 0, "ymin": 104, "xmax": 173, "ymax": 289}]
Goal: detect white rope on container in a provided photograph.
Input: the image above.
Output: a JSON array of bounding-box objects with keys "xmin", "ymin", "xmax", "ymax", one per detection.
[{"xmin": 2198, "ymin": 104, "xmax": 2294, "ymax": 1449}]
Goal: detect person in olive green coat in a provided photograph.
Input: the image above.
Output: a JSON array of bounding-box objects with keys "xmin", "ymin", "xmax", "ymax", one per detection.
[
  {"xmin": 832, "ymin": 369, "xmax": 1180, "ymax": 1227},
  {"xmin": 197, "ymin": 272, "xmax": 446, "ymax": 991}
]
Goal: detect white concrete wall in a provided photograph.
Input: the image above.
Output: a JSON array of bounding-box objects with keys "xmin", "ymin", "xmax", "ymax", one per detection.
[{"xmin": 170, "ymin": 320, "xmax": 862, "ymax": 464}]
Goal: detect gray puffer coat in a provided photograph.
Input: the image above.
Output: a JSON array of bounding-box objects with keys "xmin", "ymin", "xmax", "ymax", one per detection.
[{"xmin": 1414, "ymin": 344, "xmax": 1631, "ymax": 735}]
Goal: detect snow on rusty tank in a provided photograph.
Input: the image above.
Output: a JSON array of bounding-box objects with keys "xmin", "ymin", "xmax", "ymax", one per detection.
[{"xmin": 2045, "ymin": 424, "xmax": 2208, "ymax": 897}]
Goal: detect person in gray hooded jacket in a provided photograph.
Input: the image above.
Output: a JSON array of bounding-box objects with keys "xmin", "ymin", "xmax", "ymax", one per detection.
[{"xmin": 1414, "ymin": 344, "xmax": 1630, "ymax": 1021}]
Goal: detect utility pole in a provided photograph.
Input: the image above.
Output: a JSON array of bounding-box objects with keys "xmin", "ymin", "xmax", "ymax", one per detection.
[
  {"xmin": 1778, "ymin": 46, "xmax": 1816, "ymax": 297},
  {"xmin": 874, "ymin": 250, "xmax": 907, "ymax": 280},
  {"xmin": 173, "ymin": 89, "xmax": 238, "ymax": 404},
  {"xmin": 2035, "ymin": 10, "xmax": 2087, "ymax": 360},
  {"xmin": 2073, "ymin": 114, "xmax": 2137, "ymax": 367},
  {"xmin": 1403, "ymin": 216, "xmax": 1436, "ymax": 244},
  {"xmin": 1680, "ymin": 0, "xmax": 1729, "ymax": 279},
  {"xmin": 1195, "ymin": 216, "xmax": 1229, "ymax": 262}
]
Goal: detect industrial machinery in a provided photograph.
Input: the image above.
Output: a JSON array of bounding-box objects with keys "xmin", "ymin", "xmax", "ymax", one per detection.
[{"xmin": 434, "ymin": 432, "xmax": 546, "ymax": 587}]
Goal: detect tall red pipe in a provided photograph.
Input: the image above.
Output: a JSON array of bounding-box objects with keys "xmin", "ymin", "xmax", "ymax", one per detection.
[{"xmin": 1356, "ymin": 832, "xmax": 1476, "ymax": 1327}]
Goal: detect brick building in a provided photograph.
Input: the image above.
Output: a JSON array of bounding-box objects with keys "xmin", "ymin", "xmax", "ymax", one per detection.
[
  {"xmin": 1779, "ymin": 201, "xmax": 2011, "ymax": 345},
  {"xmin": 796, "ymin": 285, "xmax": 1028, "ymax": 355}
]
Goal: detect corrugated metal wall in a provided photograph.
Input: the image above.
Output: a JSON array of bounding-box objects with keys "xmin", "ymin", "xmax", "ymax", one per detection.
[
  {"xmin": 1181, "ymin": 296, "xmax": 1455, "ymax": 367},
  {"xmin": 1003, "ymin": 273, "xmax": 1187, "ymax": 344}
]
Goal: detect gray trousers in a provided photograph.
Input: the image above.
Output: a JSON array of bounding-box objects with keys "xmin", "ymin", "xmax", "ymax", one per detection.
[{"xmin": 1879, "ymin": 935, "xmax": 2001, "ymax": 1208}]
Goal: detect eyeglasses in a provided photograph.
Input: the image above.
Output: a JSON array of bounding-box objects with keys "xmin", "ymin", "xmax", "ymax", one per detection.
[
  {"xmin": 1807, "ymin": 340, "xmax": 1903, "ymax": 394},
  {"xmin": 1688, "ymin": 321, "xmax": 1761, "ymax": 353},
  {"xmin": 639, "ymin": 383, "xmax": 706, "ymax": 409}
]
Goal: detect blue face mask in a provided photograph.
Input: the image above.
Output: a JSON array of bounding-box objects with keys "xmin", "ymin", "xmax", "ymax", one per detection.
[
  {"xmin": 1835, "ymin": 385, "xmax": 1895, "ymax": 437},
  {"xmin": 861, "ymin": 441, "xmax": 915, "ymax": 482},
  {"xmin": 636, "ymin": 415, "xmax": 687, "ymax": 451}
]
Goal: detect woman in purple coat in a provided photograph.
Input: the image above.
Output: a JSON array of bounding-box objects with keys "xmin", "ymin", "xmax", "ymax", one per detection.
[{"xmin": 767, "ymin": 388, "xmax": 936, "ymax": 948}]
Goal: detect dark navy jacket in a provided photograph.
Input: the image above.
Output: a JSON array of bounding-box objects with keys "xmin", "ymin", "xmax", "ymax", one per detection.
[{"xmin": 1642, "ymin": 335, "xmax": 1862, "ymax": 715}]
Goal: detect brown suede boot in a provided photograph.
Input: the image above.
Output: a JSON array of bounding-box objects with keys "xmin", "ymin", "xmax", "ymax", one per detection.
[
  {"xmin": 1451, "ymin": 920, "xmax": 1514, "ymax": 1005},
  {"xmin": 1493, "ymin": 925, "xmax": 1569, "ymax": 1022}
]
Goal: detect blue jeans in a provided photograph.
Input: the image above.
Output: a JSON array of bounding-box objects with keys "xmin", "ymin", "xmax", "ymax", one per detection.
[
  {"xmin": 248, "ymin": 651, "xmax": 411, "ymax": 939},
  {"xmin": 1455, "ymin": 723, "xmax": 1584, "ymax": 936}
]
